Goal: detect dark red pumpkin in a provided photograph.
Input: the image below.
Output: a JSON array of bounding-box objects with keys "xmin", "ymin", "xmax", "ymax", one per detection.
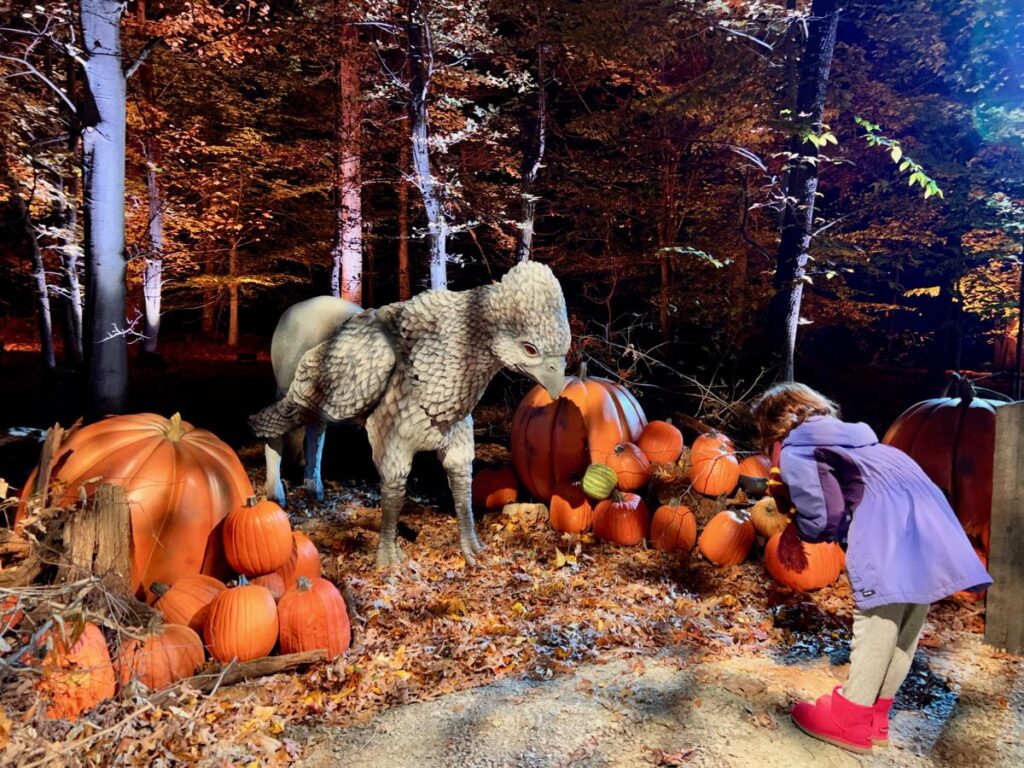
[
  {"xmin": 593, "ymin": 492, "xmax": 649, "ymax": 546},
  {"xmin": 549, "ymin": 482, "xmax": 594, "ymax": 533},
  {"xmin": 472, "ymin": 466, "xmax": 519, "ymax": 511}
]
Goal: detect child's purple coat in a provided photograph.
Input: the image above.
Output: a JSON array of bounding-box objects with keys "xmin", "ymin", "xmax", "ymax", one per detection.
[{"xmin": 779, "ymin": 415, "xmax": 992, "ymax": 610}]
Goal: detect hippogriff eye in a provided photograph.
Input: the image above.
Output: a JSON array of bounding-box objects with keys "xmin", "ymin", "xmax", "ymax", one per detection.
[{"xmin": 522, "ymin": 342, "xmax": 539, "ymax": 357}]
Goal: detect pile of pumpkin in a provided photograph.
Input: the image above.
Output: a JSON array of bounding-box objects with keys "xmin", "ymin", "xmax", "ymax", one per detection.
[
  {"xmin": 487, "ymin": 368, "xmax": 846, "ymax": 592},
  {"xmin": 7, "ymin": 413, "xmax": 350, "ymax": 721}
]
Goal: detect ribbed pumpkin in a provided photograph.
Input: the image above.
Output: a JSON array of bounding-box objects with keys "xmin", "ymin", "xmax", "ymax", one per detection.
[
  {"xmin": 593, "ymin": 492, "xmax": 649, "ymax": 546},
  {"xmin": 637, "ymin": 420, "xmax": 684, "ymax": 464},
  {"xmin": 116, "ymin": 623, "xmax": 205, "ymax": 690},
  {"xmin": 882, "ymin": 376, "xmax": 1005, "ymax": 549},
  {"xmin": 764, "ymin": 532, "xmax": 845, "ymax": 592},
  {"xmin": 472, "ymin": 466, "xmax": 519, "ymax": 511},
  {"xmin": 223, "ymin": 498, "xmax": 294, "ymax": 576},
  {"xmin": 16, "ymin": 413, "xmax": 252, "ymax": 599},
  {"xmin": 738, "ymin": 454, "xmax": 771, "ymax": 479},
  {"xmin": 649, "ymin": 502, "xmax": 697, "ymax": 553},
  {"xmin": 549, "ymin": 482, "xmax": 594, "ymax": 533},
  {"xmin": 252, "ymin": 572, "xmax": 287, "ymax": 600},
  {"xmin": 689, "ymin": 432, "xmax": 739, "ymax": 497},
  {"xmin": 598, "ymin": 442, "xmax": 651, "ymax": 491},
  {"xmin": 275, "ymin": 531, "xmax": 322, "ymax": 590},
  {"xmin": 203, "ymin": 576, "xmax": 279, "ymax": 662},
  {"xmin": 582, "ymin": 463, "xmax": 618, "ymax": 500},
  {"xmin": 36, "ymin": 622, "xmax": 116, "ymax": 720},
  {"xmin": 697, "ymin": 509, "xmax": 755, "ymax": 566},
  {"xmin": 278, "ymin": 577, "xmax": 351, "ymax": 657},
  {"xmin": 749, "ymin": 496, "xmax": 790, "ymax": 538},
  {"xmin": 511, "ymin": 364, "xmax": 647, "ymax": 501},
  {"xmin": 152, "ymin": 575, "xmax": 227, "ymax": 633}
]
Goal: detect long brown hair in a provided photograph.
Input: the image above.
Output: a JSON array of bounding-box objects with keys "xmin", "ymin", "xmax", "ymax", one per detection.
[{"xmin": 751, "ymin": 383, "xmax": 840, "ymax": 452}]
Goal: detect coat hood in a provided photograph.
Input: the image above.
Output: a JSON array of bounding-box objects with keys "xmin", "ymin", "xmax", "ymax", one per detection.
[{"xmin": 783, "ymin": 415, "xmax": 878, "ymax": 448}]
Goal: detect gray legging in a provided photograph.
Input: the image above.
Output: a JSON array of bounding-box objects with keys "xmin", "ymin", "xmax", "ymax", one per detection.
[{"xmin": 842, "ymin": 603, "xmax": 930, "ymax": 706}]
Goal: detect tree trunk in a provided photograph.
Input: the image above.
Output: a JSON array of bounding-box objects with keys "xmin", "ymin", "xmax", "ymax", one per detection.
[
  {"xmin": 329, "ymin": 20, "xmax": 363, "ymax": 303},
  {"xmin": 59, "ymin": 59, "xmax": 84, "ymax": 366},
  {"xmin": 364, "ymin": 221, "xmax": 375, "ymax": 307},
  {"xmin": 767, "ymin": 0, "xmax": 839, "ymax": 382},
  {"xmin": 407, "ymin": 0, "xmax": 447, "ymax": 290},
  {"xmin": 228, "ymin": 242, "xmax": 239, "ymax": 347},
  {"xmin": 0, "ymin": 148, "xmax": 56, "ymax": 370},
  {"xmin": 137, "ymin": 0, "xmax": 163, "ymax": 354},
  {"xmin": 515, "ymin": 44, "xmax": 547, "ymax": 263},
  {"xmin": 397, "ymin": 139, "xmax": 412, "ymax": 300},
  {"xmin": 81, "ymin": 0, "xmax": 129, "ymax": 415}
]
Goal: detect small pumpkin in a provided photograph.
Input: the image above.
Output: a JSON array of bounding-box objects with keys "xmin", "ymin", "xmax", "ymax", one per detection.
[
  {"xmin": 689, "ymin": 432, "xmax": 739, "ymax": 497},
  {"xmin": 203, "ymin": 575, "xmax": 279, "ymax": 663},
  {"xmin": 223, "ymin": 498, "xmax": 294, "ymax": 576},
  {"xmin": 251, "ymin": 572, "xmax": 287, "ymax": 600},
  {"xmin": 637, "ymin": 420, "xmax": 684, "ymax": 464},
  {"xmin": 549, "ymin": 482, "xmax": 594, "ymax": 533},
  {"xmin": 472, "ymin": 466, "xmax": 519, "ymax": 511},
  {"xmin": 275, "ymin": 531, "xmax": 322, "ymax": 590},
  {"xmin": 749, "ymin": 496, "xmax": 790, "ymax": 538},
  {"xmin": 598, "ymin": 442, "xmax": 651, "ymax": 491},
  {"xmin": 152, "ymin": 575, "xmax": 227, "ymax": 633},
  {"xmin": 36, "ymin": 622, "xmax": 116, "ymax": 720},
  {"xmin": 697, "ymin": 509, "xmax": 755, "ymax": 566},
  {"xmin": 738, "ymin": 454, "xmax": 771, "ymax": 479},
  {"xmin": 650, "ymin": 502, "xmax": 697, "ymax": 554},
  {"xmin": 582, "ymin": 463, "xmax": 618, "ymax": 500},
  {"xmin": 593, "ymin": 492, "xmax": 649, "ymax": 546},
  {"xmin": 764, "ymin": 533, "xmax": 845, "ymax": 592},
  {"xmin": 116, "ymin": 622, "xmax": 205, "ymax": 690},
  {"xmin": 278, "ymin": 576, "xmax": 351, "ymax": 657}
]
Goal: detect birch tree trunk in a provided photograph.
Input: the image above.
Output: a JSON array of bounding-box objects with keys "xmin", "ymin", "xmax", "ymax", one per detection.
[
  {"xmin": 81, "ymin": 0, "xmax": 128, "ymax": 414},
  {"xmin": 0, "ymin": 148, "xmax": 56, "ymax": 369},
  {"xmin": 329, "ymin": 19, "xmax": 363, "ymax": 303},
  {"xmin": 515, "ymin": 45, "xmax": 547, "ymax": 263},
  {"xmin": 397, "ymin": 139, "xmax": 412, "ymax": 300},
  {"xmin": 407, "ymin": 0, "xmax": 447, "ymax": 290},
  {"xmin": 137, "ymin": 0, "xmax": 163, "ymax": 354},
  {"xmin": 767, "ymin": 0, "xmax": 839, "ymax": 382},
  {"xmin": 59, "ymin": 61, "xmax": 84, "ymax": 366}
]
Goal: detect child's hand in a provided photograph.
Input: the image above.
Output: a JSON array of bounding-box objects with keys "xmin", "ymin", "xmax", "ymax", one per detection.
[{"xmin": 777, "ymin": 521, "xmax": 809, "ymax": 572}]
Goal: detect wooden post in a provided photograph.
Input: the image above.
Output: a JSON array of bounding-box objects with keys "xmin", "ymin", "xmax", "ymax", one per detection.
[
  {"xmin": 985, "ymin": 401, "xmax": 1024, "ymax": 653},
  {"xmin": 60, "ymin": 483, "xmax": 133, "ymax": 595}
]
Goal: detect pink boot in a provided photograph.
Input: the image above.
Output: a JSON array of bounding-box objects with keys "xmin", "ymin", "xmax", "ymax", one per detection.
[
  {"xmin": 792, "ymin": 686, "xmax": 873, "ymax": 753},
  {"xmin": 871, "ymin": 697, "xmax": 894, "ymax": 746}
]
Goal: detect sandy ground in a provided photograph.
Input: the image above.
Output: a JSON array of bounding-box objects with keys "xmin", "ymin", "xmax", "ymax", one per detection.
[{"xmin": 290, "ymin": 631, "xmax": 1022, "ymax": 768}]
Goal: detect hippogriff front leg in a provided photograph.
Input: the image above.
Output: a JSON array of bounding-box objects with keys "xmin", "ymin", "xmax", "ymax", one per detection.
[
  {"xmin": 373, "ymin": 445, "xmax": 414, "ymax": 568},
  {"xmin": 439, "ymin": 418, "xmax": 484, "ymax": 565}
]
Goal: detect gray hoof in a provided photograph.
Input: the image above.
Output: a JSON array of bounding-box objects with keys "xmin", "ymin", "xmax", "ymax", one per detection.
[{"xmin": 303, "ymin": 477, "xmax": 325, "ymax": 501}]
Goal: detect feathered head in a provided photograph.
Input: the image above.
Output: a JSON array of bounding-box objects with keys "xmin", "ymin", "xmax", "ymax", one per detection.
[{"xmin": 486, "ymin": 262, "xmax": 571, "ymax": 399}]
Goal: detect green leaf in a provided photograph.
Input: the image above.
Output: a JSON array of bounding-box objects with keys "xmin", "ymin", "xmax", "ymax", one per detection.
[{"xmin": 890, "ymin": 146, "xmax": 902, "ymax": 163}]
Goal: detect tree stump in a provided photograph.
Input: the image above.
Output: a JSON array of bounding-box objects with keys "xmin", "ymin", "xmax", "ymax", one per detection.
[{"xmin": 59, "ymin": 483, "xmax": 133, "ymax": 596}]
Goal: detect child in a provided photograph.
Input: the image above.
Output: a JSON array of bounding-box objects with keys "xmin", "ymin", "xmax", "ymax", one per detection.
[{"xmin": 751, "ymin": 383, "xmax": 991, "ymax": 754}]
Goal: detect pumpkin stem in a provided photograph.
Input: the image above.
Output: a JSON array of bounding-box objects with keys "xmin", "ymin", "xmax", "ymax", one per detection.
[
  {"xmin": 237, "ymin": 574, "xmax": 250, "ymax": 587},
  {"xmin": 611, "ymin": 489, "xmax": 625, "ymax": 503},
  {"xmin": 296, "ymin": 576, "xmax": 313, "ymax": 591},
  {"xmin": 579, "ymin": 360, "xmax": 588, "ymax": 380},
  {"xmin": 166, "ymin": 413, "xmax": 186, "ymax": 441},
  {"xmin": 246, "ymin": 496, "xmax": 259, "ymax": 507},
  {"xmin": 150, "ymin": 582, "xmax": 171, "ymax": 599}
]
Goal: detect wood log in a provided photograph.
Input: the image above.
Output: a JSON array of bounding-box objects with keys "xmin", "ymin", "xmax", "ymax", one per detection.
[
  {"xmin": 59, "ymin": 483, "xmax": 132, "ymax": 596},
  {"xmin": 151, "ymin": 650, "xmax": 327, "ymax": 704}
]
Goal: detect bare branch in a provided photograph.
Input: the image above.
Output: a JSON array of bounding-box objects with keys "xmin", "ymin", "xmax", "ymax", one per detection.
[
  {"xmin": 124, "ymin": 37, "xmax": 165, "ymax": 80},
  {"xmin": 0, "ymin": 54, "xmax": 77, "ymax": 114}
]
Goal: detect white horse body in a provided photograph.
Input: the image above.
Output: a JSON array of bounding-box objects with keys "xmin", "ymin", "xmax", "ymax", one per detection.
[{"xmin": 265, "ymin": 295, "xmax": 363, "ymax": 503}]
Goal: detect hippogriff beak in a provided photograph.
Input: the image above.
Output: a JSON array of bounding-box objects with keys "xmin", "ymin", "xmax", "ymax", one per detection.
[{"xmin": 531, "ymin": 357, "xmax": 566, "ymax": 400}]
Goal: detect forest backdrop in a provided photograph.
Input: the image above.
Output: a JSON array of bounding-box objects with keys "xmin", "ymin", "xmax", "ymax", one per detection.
[{"xmin": 1, "ymin": 0, "xmax": 1023, "ymax": 425}]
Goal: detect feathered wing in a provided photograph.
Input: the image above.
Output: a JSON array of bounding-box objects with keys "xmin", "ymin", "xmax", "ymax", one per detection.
[{"xmin": 249, "ymin": 311, "xmax": 397, "ymax": 438}]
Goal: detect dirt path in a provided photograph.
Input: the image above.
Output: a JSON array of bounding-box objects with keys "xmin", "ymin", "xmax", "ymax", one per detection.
[{"xmin": 291, "ymin": 632, "xmax": 1022, "ymax": 768}]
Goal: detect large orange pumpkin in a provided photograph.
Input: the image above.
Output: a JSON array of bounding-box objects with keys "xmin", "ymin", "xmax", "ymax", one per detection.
[
  {"xmin": 549, "ymin": 482, "xmax": 594, "ymax": 533},
  {"xmin": 593, "ymin": 492, "xmax": 649, "ymax": 546},
  {"xmin": 689, "ymin": 432, "xmax": 739, "ymax": 497},
  {"xmin": 738, "ymin": 454, "xmax": 771, "ymax": 479},
  {"xmin": 763, "ymin": 532, "xmax": 845, "ymax": 592},
  {"xmin": 882, "ymin": 377, "xmax": 1005, "ymax": 549},
  {"xmin": 275, "ymin": 531, "xmax": 322, "ymax": 590},
  {"xmin": 697, "ymin": 509, "xmax": 754, "ymax": 566},
  {"xmin": 203, "ymin": 576, "xmax": 279, "ymax": 663},
  {"xmin": 649, "ymin": 502, "xmax": 697, "ymax": 553},
  {"xmin": 278, "ymin": 577, "xmax": 351, "ymax": 658},
  {"xmin": 116, "ymin": 623, "xmax": 205, "ymax": 690},
  {"xmin": 223, "ymin": 498, "xmax": 294, "ymax": 576},
  {"xmin": 598, "ymin": 442, "xmax": 651, "ymax": 491},
  {"xmin": 152, "ymin": 574, "xmax": 227, "ymax": 633},
  {"xmin": 637, "ymin": 420, "xmax": 684, "ymax": 464},
  {"xmin": 472, "ymin": 466, "xmax": 519, "ymax": 511},
  {"xmin": 17, "ymin": 413, "xmax": 252, "ymax": 599},
  {"xmin": 36, "ymin": 622, "xmax": 116, "ymax": 720},
  {"xmin": 511, "ymin": 365, "xmax": 647, "ymax": 501}
]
